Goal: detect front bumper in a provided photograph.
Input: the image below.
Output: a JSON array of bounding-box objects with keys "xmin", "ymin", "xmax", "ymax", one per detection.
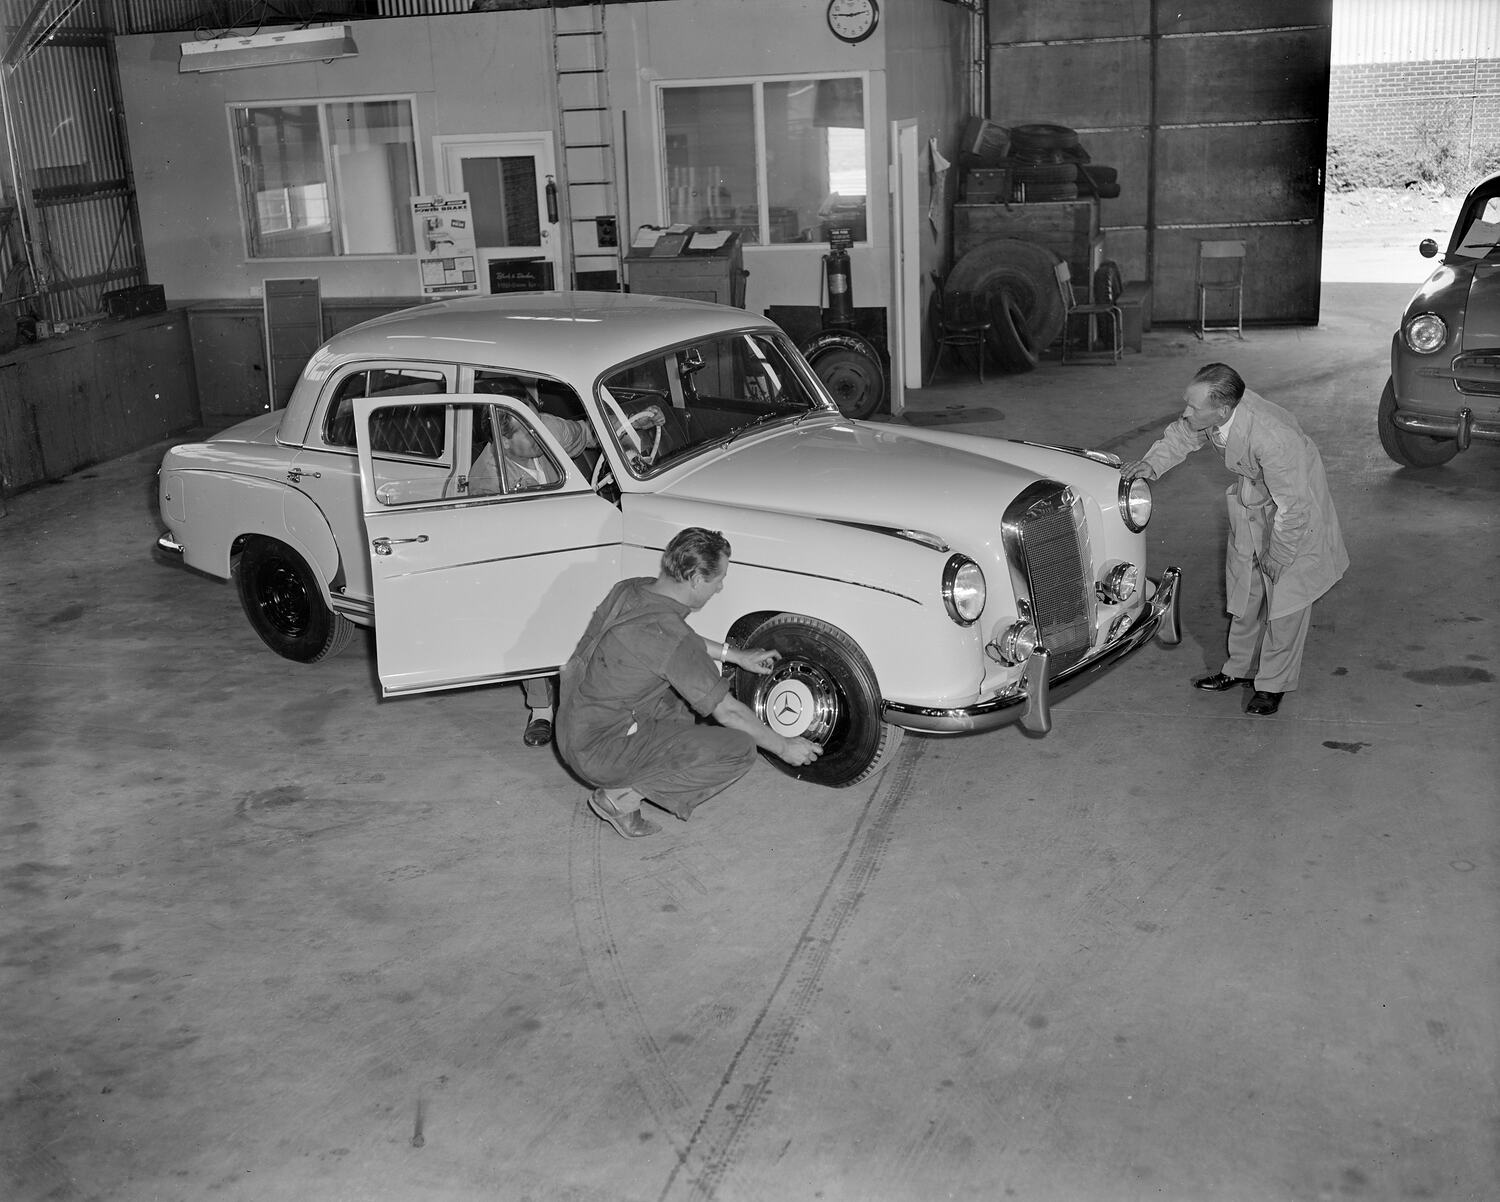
[
  {"xmin": 156, "ymin": 532, "xmax": 184, "ymax": 556},
  {"xmin": 883, "ymin": 566, "xmax": 1182, "ymax": 736},
  {"xmin": 1392, "ymin": 406, "xmax": 1500, "ymax": 450}
]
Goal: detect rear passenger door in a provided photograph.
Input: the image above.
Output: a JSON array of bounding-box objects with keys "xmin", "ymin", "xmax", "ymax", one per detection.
[
  {"xmin": 291, "ymin": 363, "xmax": 454, "ymax": 610},
  {"xmin": 355, "ymin": 394, "xmax": 623, "ymax": 697}
]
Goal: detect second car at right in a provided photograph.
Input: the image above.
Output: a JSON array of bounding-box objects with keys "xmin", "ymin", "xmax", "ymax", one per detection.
[{"xmin": 1381, "ymin": 170, "xmax": 1500, "ymax": 467}]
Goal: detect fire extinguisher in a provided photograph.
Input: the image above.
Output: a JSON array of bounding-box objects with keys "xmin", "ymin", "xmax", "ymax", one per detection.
[
  {"xmin": 802, "ymin": 233, "xmax": 886, "ymax": 419},
  {"xmin": 823, "ymin": 246, "xmax": 854, "ymax": 328}
]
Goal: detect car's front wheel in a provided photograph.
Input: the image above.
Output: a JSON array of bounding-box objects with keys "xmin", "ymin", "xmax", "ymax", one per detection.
[
  {"xmin": 1378, "ymin": 377, "xmax": 1459, "ymax": 468},
  {"xmin": 733, "ymin": 614, "xmax": 903, "ymax": 788},
  {"xmin": 235, "ymin": 536, "xmax": 356, "ymax": 663}
]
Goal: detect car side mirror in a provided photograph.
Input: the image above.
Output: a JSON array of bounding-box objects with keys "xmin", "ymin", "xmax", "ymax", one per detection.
[{"xmin": 1419, "ymin": 238, "xmax": 1439, "ymax": 258}]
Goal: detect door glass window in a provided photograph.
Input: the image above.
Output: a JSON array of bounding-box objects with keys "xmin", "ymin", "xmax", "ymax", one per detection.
[
  {"xmin": 324, "ymin": 367, "xmax": 447, "ymax": 456},
  {"xmin": 233, "ymin": 99, "xmax": 419, "ymax": 258},
  {"xmin": 661, "ymin": 76, "xmax": 867, "ymax": 245},
  {"xmin": 461, "ymin": 156, "xmax": 541, "ymax": 248}
]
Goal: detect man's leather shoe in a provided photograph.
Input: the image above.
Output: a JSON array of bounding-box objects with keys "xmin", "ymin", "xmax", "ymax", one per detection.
[
  {"xmin": 523, "ymin": 717, "xmax": 553, "ymax": 747},
  {"xmin": 1246, "ymin": 690, "xmax": 1283, "ymax": 715},
  {"xmin": 588, "ymin": 789, "xmax": 660, "ymax": 839},
  {"xmin": 1192, "ymin": 672, "xmax": 1253, "ymax": 692}
]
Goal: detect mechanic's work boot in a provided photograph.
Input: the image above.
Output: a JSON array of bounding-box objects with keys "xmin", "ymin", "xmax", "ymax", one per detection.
[
  {"xmin": 588, "ymin": 788, "xmax": 660, "ymax": 838},
  {"xmin": 1193, "ymin": 672, "xmax": 1253, "ymax": 692}
]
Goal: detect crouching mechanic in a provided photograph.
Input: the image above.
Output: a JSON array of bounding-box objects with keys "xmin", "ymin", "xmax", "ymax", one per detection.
[{"xmin": 556, "ymin": 527, "xmax": 823, "ymax": 838}]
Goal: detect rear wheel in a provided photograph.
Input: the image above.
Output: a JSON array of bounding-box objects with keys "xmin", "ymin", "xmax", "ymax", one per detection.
[
  {"xmin": 1378, "ymin": 377, "xmax": 1458, "ymax": 468},
  {"xmin": 733, "ymin": 614, "xmax": 903, "ymax": 788},
  {"xmin": 235, "ymin": 537, "xmax": 355, "ymax": 663}
]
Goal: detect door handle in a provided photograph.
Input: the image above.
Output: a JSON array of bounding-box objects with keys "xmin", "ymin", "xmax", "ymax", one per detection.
[{"xmin": 371, "ymin": 534, "xmax": 429, "ymax": 556}]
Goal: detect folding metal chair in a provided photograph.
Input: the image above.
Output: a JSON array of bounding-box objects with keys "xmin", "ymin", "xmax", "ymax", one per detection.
[
  {"xmin": 1053, "ymin": 260, "xmax": 1122, "ymax": 365},
  {"xmin": 1195, "ymin": 240, "xmax": 1245, "ymax": 339}
]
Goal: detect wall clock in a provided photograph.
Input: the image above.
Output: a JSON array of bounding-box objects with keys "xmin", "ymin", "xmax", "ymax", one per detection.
[{"xmin": 827, "ymin": 0, "xmax": 879, "ymax": 45}]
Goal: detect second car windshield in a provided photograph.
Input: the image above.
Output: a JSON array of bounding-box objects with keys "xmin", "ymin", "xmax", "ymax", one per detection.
[{"xmin": 597, "ymin": 331, "xmax": 833, "ymax": 474}]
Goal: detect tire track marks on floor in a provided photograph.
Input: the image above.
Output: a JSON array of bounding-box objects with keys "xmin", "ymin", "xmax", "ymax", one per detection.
[{"xmin": 658, "ymin": 739, "xmax": 924, "ymax": 1201}]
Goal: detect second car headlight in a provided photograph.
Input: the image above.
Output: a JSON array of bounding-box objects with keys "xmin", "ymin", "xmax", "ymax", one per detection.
[
  {"xmin": 942, "ymin": 555, "xmax": 986, "ymax": 625},
  {"xmin": 1404, "ymin": 312, "xmax": 1448, "ymax": 354},
  {"xmin": 1119, "ymin": 476, "xmax": 1152, "ymax": 532}
]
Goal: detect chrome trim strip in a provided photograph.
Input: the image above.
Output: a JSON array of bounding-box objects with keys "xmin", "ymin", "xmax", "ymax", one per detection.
[
  {"xmin": 626, "ymin": 541, "xmax": 924, "ymax": 606},
  {"xmin": 883, "ymin": 567, "xmax": 1182, "ymax": 735}
]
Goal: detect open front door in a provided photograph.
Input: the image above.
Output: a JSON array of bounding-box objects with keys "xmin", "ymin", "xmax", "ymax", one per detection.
[{"xmin": 354, "ymin": 394, "xmax": 621, "ymax": 697}]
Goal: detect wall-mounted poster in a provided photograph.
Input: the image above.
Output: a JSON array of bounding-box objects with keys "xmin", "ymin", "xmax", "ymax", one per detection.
[{"xmin": 411, "ymin": 194, "xmax": 479, "ymax": 297}]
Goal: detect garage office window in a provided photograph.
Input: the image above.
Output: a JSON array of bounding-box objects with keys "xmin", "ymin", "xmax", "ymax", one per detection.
[
  {"xmin": 232, "ymin": 99, "xmax": 418, "ymax": 259},
  {"xmin": 660, "ymin": 76, "xmax": 867, "ymax": 246}
]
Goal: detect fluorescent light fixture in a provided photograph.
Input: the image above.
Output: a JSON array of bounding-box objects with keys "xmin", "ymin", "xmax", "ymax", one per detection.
[{"xmin": 179, "ymin": 26, "xmax": 358, "ymax": 74}]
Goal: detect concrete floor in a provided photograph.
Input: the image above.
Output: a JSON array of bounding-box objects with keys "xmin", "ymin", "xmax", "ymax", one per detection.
[{"xmin": 2, "ymin": 279, "xmax": 1497, "ymax": 1201}]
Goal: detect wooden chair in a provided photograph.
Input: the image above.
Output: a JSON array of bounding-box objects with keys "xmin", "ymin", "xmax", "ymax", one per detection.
[
  {"xmin": 1052, "ymin": 260, "xmax": 1122, "ymax": 365},
  {"xmin": 1195, "ymin": 240, "xmax": 1245, "ymax": 339},
  {"xmin": 926, "ymin": 272, "xmax": 993, "ymax": 384}
]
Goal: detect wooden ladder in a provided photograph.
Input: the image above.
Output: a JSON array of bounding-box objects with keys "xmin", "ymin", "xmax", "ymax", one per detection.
[{"xmin": 551, "ymin": 0, "xmax": 623, "ymax": 290}]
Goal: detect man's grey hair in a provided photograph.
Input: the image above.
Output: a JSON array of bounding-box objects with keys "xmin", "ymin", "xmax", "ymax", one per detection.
[
  {"xmin": 1193, "ymin": 362, "xmax": 1246, "ymax": 408},
  {"xmin": 661, "ymin": 527, "xmax": 731, "ymax": 583}
]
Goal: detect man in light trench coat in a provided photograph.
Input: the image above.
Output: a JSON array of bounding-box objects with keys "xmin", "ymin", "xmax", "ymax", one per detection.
[{"xmin": 1122, "ymin": 363, "xmax": 1349, "ymax": 715}]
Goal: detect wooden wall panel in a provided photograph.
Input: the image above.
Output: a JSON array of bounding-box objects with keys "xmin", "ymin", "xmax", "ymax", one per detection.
[
  {"xmin": 992, "ymin": 41, "xmax": 1152, "ymax": 129},
  {"xmin": 1156, "ymin": 29, "xmax": 1331, "ymax": 125},
  {"xmin": 1154, "ymin": 225, "xmax": 1322, "ymax": 329},
  {"xmin": 989, "ymin": 0, "xmax": 1147, "ymax": 43},
  {"xmin": 186, "ymin": 309, "xmax": 268, "ymax": 418},
  {"xmin": 1155, "ymin": 124, "xmax": 1324, "ymax": 225},
  {"xmin": 0, "ymin": 314, "xmax": 199, "ymax": 495},
  {"xmin": 1157, "ymin": 1, "xmax": 1332, "ymax": 37}
]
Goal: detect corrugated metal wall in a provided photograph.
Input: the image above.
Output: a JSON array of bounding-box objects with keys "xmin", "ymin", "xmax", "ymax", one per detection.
[
  {"xmin": 1332, "ymin": 0, "xmax": 1499, "ymax": 65},
  {"xmin": 1, "ymin": 0, "xmax": 145, "ymax": 323}
]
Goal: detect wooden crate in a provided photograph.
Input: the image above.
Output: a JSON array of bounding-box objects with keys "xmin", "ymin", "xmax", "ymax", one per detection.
[{"xmin": 954, "ymin": 200, "xmax": 1100, "ymax": 266}]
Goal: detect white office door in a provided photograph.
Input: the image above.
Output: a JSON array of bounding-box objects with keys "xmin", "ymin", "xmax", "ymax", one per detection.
[
  {"xmin": 438, "ymin": 135, "xmax": 562, "ymax": 291},
  {"xmin": 889, "ymin": 120, "xmax": 921, "ymax": 409}
]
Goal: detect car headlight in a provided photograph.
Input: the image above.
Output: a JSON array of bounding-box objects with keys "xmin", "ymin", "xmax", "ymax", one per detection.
[
  {"xmin": 1119, "ymin": 475, "xmax": 1152, "ymax": 532},
  {"xmin": 1404, "ymin": 312, "xmax": 1448, "ymax": 354},
  {"xmin": 942, "ymin": 555, "xmax": 985, "ymax": 625},
  {"xmin": 987, "ymin": 619, "xmax": 1040, "ymax": 666},
  {"xmin": 1096, "ymin": 561, "xmax": 1139, "ymax": 605}
]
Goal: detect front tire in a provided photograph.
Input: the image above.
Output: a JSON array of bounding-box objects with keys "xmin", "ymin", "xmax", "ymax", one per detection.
[
  {"xmin": 235, "ymin": 537, "xmax": 355, "ymax": 663},
  {"xmin": 734, "ymin": 614, "xmax": 903, "ymax": 788},
  {"xmin": 1378, "ymin": 377, "xmax": 1458, "ymax": 467}
]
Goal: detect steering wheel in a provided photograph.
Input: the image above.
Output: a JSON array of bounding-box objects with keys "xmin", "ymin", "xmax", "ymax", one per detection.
[{"xmin": 610, "ymin": 404, "xmax": 666, "ymax": 465}]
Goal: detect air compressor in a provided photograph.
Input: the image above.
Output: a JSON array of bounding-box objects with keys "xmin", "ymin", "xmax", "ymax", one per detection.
[{"xmin": 800, "ymin": 230, "xmax": 887, "ymax": 420}]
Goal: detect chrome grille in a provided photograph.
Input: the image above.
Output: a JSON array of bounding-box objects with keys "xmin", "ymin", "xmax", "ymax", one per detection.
[
  {"xmin": 1452, "ymin": 353, "xmax": 1500, "ymax": 397},
  {"xmin": 1003, "ymin": 482, "xmax": 1094, "ymax": 673}
]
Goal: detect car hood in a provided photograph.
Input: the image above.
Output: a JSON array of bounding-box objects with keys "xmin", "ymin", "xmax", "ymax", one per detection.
[
  {"xmin": 1462, "ymin": 263, "xmax": 1500, "ymax": 348},
  {"xmin": 652, "ymin": 419, "xmax": 1100, "ymax": 535},
  {"xmin": 1410, "ymin": 260, "xmax": 1500, "ymax": 350}
]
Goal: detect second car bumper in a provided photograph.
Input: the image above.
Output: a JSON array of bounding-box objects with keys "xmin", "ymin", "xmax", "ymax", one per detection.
[
  {"xmin": 1392, "ymin": 406, "xmax": 1500, "ymax": 450},
  {"xmin": 883, "ymin": 566, "xmax": 1182, "ymax": 737}
]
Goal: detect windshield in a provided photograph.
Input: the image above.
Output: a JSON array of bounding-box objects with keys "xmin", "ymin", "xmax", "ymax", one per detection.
[
  {"xmin": 596, "ymin": 330, "xmax": 836, "ymax": 477},
  {"xmin": 1452, "ymin": 190, "xmax": 1500, "ymax": 260}
]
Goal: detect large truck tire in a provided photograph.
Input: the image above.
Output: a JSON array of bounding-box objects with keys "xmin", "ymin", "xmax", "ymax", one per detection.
[{"xmin": 945, "ymin": 239, "xmax": 1067, "ymax": 358}]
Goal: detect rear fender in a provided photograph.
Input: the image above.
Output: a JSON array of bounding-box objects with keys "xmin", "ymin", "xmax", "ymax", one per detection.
[{"xmin": 178, "ymin": 473, "xmax": 341, "ymax": 596}]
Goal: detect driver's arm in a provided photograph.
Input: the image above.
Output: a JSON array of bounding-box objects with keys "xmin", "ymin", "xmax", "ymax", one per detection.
[{"xmin": 537, "ymin": 412, "xmax": 597, "ymax": 456}]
